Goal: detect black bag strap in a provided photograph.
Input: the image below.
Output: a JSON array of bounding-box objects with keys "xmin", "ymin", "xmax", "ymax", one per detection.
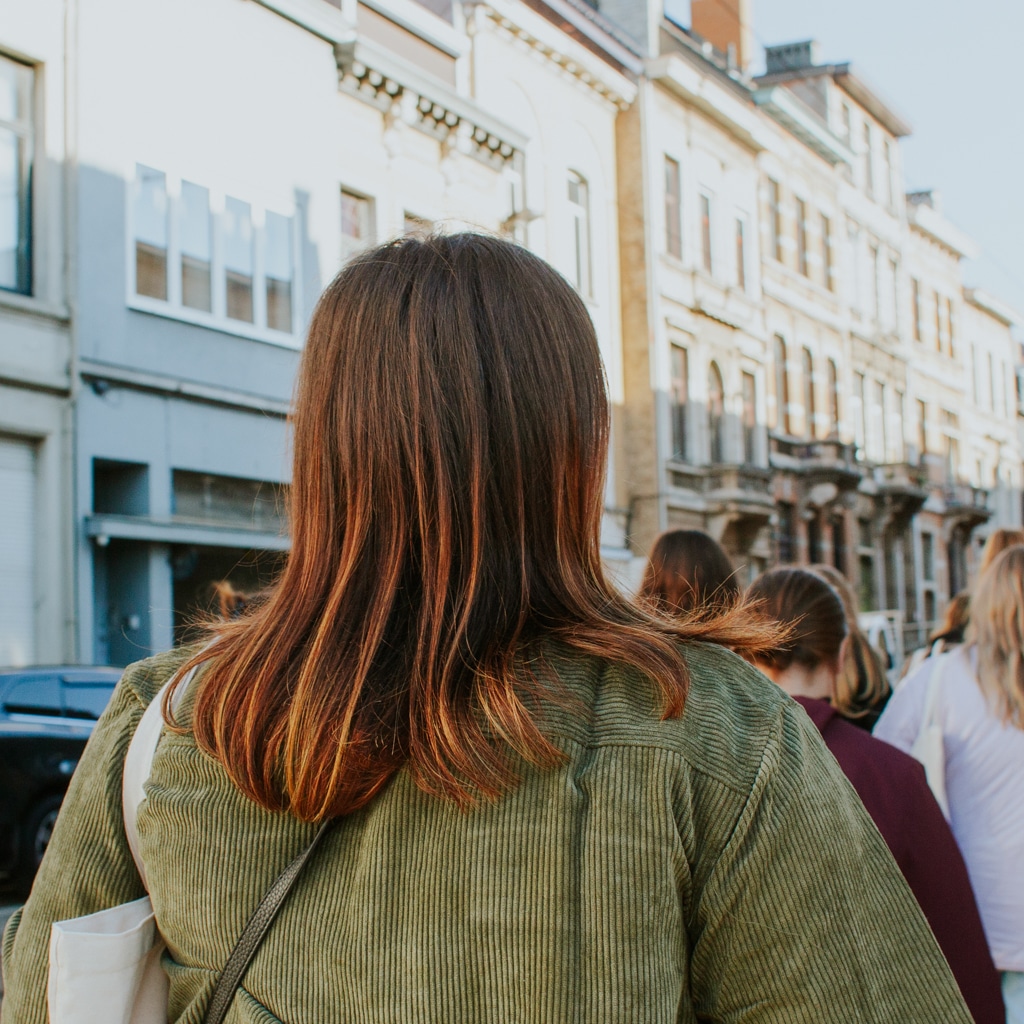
[{"xmin": 203, "ymin": 817, "xmax": 338, "ymax": 1024}]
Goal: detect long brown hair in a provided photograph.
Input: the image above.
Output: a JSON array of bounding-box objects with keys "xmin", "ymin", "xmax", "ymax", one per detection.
[
  {"xmin": 808, "ymin": 564, "xmax": 890, "ymax": 722},
  {"xmin": 970, "ymin": 544, "xmax": 1024, "ymax": 728},
  {"xmin": 170, "ymin": 233, "xmax": 773, "ymax": 821},
  {"xmin": 639, "ymin": 529, "xmax": 740, "ymax": 617},
  {"xmin": 746, "ymin": 568, "xmax": 848, "ymax": 672}
]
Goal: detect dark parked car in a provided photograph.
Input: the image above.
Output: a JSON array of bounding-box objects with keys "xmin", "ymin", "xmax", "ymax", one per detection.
[{"xmin": 0, "ymin": 666, "xmax": 122, "ymax": 885}]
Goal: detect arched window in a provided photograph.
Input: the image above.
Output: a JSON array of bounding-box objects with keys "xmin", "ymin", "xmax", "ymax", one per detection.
[
  {"xmin": 567, "ymin": 171, "xmax": 591, "ymax": 296},
  {"xmin": 802, "ymin": 347, "xmax": 815, "ymax": 439},
  {"xmin": 708, "ymin": 362, "xmax": 725, "ymax": 464},
  {"xmin": 774, "ymin": 335, "xmax": 791, "ymax": 435},
  {"xmin": 827, "ymin": 359, "xmax": 840, "ymax": 437}
]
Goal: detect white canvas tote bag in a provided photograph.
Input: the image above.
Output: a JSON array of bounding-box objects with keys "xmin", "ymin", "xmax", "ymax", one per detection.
[
  {"xmin": 910, "ymin": 654, "xmax": 950, "ymax": 820},
  {"xmin": 47, "ymin": 663, "xmax": 199, "ymax": 1024}
]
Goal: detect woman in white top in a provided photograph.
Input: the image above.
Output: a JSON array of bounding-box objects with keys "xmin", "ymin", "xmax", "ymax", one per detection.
[{"xmin": 875, "ymin": 545, "xmax": 1024, "ymax": 1022}]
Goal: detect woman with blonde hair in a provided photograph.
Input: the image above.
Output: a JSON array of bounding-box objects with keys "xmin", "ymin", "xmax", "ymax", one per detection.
[
  {"xmin": 747, "ymin": 568, "xmax": 1004, "ymax": 1023},
  {"xmin": 809, "ymin": 564, "xmax": 891, "ymax": 729},
  {"xmin": 979, "ymin": 527, "xmax": 1024, "ymax": 575},
  {"xmin": 3, "ymin": 234, "xmax": 975, "ymax": 1023},
  {"xmin": 876, "ymin": 545, "xmax": 1024, "ymax": 1019}
]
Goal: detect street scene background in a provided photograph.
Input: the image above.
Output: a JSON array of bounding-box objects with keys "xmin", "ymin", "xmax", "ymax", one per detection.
[{"xmin": 1, "ymin": 0, "xmax": 1021, "ymax": 905}]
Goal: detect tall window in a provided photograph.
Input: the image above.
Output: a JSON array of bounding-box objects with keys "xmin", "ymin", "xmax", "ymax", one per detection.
[
  {"xmin": 971, "ymin": 346, "xmax": 979, "ymax": 404},
  {"xmin": 0, "ymin": 56, "xmax": 33, "ymax": 294},
  {"xmin": 874, "ymin": 380, "xmax": 887, "ymax": 462},
  {"xmin": 870, "ymin": 244, "xmax": 881, "ymax": 319},
  {"xmin": 777, "ymin": 502, "xmax": 796, "ymax": 564},
  {"xmin": 912, "ymin": 278, "xmax": 922, "ymax": 340},
  {"xmin": 854, "ymin": 371, "xmax": 867, "ymax": 456},
  {"xmin": 224, "ymin": 197, "xmax": 254, "ymax": 323},
  {"xmin": 862, "ymin": 122, "xmax": 873, "ymax": 196},
  {"xmin": 942, "ymin": 410, "xmax": 959, "ymax": 483},
  {"xmin": 664, "ymin": 156, "xmax": 681, "ymax": 258},
  {"xmin": 917, "ymin": 399, "xmax": 927, "ymax": 459},
  {"xmin": 795, "ymin": 198, "xmax": 808, "ymax": 276},
  {"xmin": 827, "ymin": 358, "xmax": 840, "ymax": 436},
  {"xmin": 893, "ymin": 390, "xmax": 906, "ymax": 462},
  {"xmin": 264, "ymin": 211, "xmax": 293, "ymax": 333},
  {"xmin": 567, "ymin": 171, "xmax": 591, "ymax": 295},
  {"xmin": 934, "ymin": 291, "xmax": 943, "ymax": 352},
  {"xmin": 133, "ymin": 166, "xmax": 168, "ymax": 301},
  {"xmin": 699, "ymin": 193, "xmax": 713, "ymax": 274},
  {"xmin": 130, "ymin": 167, "xmax": 294, "ymax": 336},
  {"xmin": 946, "ymin": 297, "xmax": 955, "ymax": 357},
  {"xmin": 802, "ymin": 347, "xmax": 815, "ymax": 438},
  {"xmin": 774, "ymin": 335, "xmax": 791, "ymax": 434},
  {"xmin": 180, "ymin": 181, "xmax": 211, "ymax": 312},
  {"xmin": 341, "ymin": 188, "xmax": 374, "ymax": 262},
  {"xmin": 821, "ymin": 214, "xmax": 833, "ymax": 291},
  {"xmin": 708, "ymin": 362, "xmax": 725, "ymax": 464},
  {"xmin": 768, "ymin": 178, "xmax": 782, "ymax": 261},
  {"xmin": 669, "ymin": 344, "xmax": 689, "ymax": 461},
  {"xmin": 840, "ymin": 103, "xmax": 852, "ymax": 141},
  {"xmin": 735, "ymin": 217, "xmax": 746, "ymax": 289},
  {"xmin": 888, "ymin": 259, "xmax": 899, "ymax": 328},
  {"xmin": 742, "ymin": 371, "xmax": 756, "ymax": 464},
  {"xmin": 882, "ymin": 138, "xmax": 893, "ymax": 209},
  {"xmin": 988, "ymin": 352, "xmax": 996, "ymax": 409}
]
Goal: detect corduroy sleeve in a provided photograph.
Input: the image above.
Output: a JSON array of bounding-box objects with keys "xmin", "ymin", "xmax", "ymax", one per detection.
[
  {"xmin": 686, "ymin": 701, "xmax": 973, "ymax": 1024},
  {"xmin": 1, "ymin": 665, "xmax": 152, "ymax": 1024}
]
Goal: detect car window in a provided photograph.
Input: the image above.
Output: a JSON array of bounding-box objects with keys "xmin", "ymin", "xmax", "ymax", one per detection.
[
  {"xmin": 0, "ymin": 676, "xmax": 63, "ymax": 716},
  {"xmin": 61, "ymin": 681, "xmax": 117, "ymax": 720}
]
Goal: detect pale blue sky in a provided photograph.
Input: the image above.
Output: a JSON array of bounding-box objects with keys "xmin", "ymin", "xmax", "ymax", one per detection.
[{"xmin": 751, "ymin": 0, "xmax": 1024, "ymax": 318}]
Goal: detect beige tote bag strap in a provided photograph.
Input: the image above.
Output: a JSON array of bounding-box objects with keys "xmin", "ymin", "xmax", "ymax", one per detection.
[{"xmin": 121, "ymin": 660, "xmax": 203, "ymax": 889}]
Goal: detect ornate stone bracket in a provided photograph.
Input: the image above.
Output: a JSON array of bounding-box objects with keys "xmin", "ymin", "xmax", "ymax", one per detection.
[{"xmin": 335, "ymin": 43, "xmax": 521, "ymax": 170}]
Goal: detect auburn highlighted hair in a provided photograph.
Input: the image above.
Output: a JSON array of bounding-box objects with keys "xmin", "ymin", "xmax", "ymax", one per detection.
[{"xmin": 169, "ymin": 233, "xmax": 776, "ymax": 821}]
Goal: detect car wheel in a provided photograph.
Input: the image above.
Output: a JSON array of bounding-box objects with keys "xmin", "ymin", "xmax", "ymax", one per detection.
[{"xmin": 19, "ymin": 793, "xmax": 64, "ymax": 882}]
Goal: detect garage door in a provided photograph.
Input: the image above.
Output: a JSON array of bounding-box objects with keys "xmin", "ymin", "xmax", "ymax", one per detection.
[{"xmin": 0, "ymin": 435, "xmax": 36, "ymax": 665}]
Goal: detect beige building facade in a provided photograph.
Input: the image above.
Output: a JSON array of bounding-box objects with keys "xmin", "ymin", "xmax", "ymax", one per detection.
[{"xmin": 610, "ymin": 2, "xmax": 1021, "ymax": 651}]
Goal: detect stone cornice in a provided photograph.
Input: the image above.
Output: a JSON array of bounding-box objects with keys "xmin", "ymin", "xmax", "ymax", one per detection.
[
  {"xmin": 469, "ymin": 0, "xmax": 637, "ymax": 110},
  {"xmin": 335, "ymin": 37, "xmax": 526, "ymax": 167}
]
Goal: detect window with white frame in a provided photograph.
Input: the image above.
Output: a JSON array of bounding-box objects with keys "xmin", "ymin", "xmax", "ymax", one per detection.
[
  {"xmin": 341, "ymin": 188, "xmax": 375, "ymax": 262},
  {"xmin": 664, "ymin": 156, "xmax": 682, "ymax": 259},
  {"xmin": 133, "ymin": 166, "xmax": 168, "ymax": 301},
  {"xmin": 0, "ymin": 55, "xmax": 33, "ymax": 295},
  {"xmin": 180, "ymin": 181, "xmax": 211, "ymax": 312},
  {"xmin": 735, "ymin": 216, "xmax": 746, "ymax": 289},
  {"xmin": 567, "ymin": 171, "xmax": 591, "ymax": 296},
  {"xmin": 129, "ymin": 165, "xmax": 297, "ymax": 337},
  {"xmin": 795, "ymin": 198, "xmax": 808, "ymax": 276},
  {"xmin": 821, "ymin": 213, "xmax": 834, "ymax": 291},
  {"xmin": 767, "ymin": 178, "xmax": 782, "ymax": 261},
  {"xmin": 699, "ymin": 192, "xmax": 713, "ymax": 275},
  {"xmin": 224, "ymin": 197, "xmax": 254, "ymax": 323},
  {"xmin": 264, "ymin": 211, "xmax": 293, "ymax": 332}
]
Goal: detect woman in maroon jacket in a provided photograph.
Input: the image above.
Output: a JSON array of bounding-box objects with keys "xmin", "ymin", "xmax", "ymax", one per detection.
[{"xmin": 746, "ymin": 568, "xmax": 1004, "ymax": 1024}]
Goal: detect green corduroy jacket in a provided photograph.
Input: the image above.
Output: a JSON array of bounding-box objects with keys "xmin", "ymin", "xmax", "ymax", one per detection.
[{"xmin": 2, "ymin": 641, "xmax": 972, "ymax": 1023}]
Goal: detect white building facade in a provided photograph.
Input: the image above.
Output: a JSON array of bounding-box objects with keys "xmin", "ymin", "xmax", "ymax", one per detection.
[
  {"xmin": 3, "ymin": 0, "xmax": 637, "ymax": 665},
  {"xmin": 0, "ymin": 5, "xmax": 75, "ymax": 666}
]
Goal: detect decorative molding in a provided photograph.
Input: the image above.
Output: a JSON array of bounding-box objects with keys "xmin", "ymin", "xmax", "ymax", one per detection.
[
  {"xmin": 470, "ymin": 1, "xmax": 636, "ymax": 110},
  {"xmin": 335, "ymin": 38, "xmax": 524, "ymax": 168}
]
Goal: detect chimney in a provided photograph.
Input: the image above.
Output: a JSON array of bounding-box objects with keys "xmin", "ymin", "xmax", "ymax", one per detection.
[
  {"xmin": 764, "ymin": 40, "xmax": 821, "ymax": 74},
  {"xmin": 690, "ymin": 0, "xmax": 753, "ymax": 72}
]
